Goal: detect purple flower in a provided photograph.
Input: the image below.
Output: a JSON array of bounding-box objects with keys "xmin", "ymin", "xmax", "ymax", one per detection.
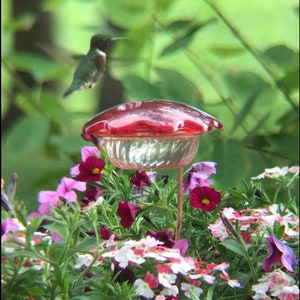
[
  {"xmin": 263, "ymin": 236, "xmax": 298, "ymax": 273},
  {"xmin": 183, "ymin": 161, "xmax": 217, "ymax": 195}
]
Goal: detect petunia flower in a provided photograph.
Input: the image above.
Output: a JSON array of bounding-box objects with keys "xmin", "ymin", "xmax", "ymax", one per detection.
[
  {"xmin": 251, "ymin": 166, "xmax": 299, "ymax": 180},
  {"xmin": 70, "ymin": 146, "xmax": 101, "ymax": 177},
  {"xmin": 56, "ymin": 177, "xmax": 86, "ymax": 202},
  {"xmin": 100, "ymin": 225, "xmax": 112, "ymax": 240},
  {"xmin": 37, "ymin": 191, "xmax": 59, "ymax": 215},
  {"xmin": 146, "ymin": 229, "xmax": 175, "ymax": 248},
  {"xmin": 80, "ymin": 188, "xmax": 103, "ymax": 210},
  {"xmin": 130, "ymin": 170, "xmax": 157, "ymax": 193},
  {"xmin": 173, "ymin": 239, "xmax": 188, "ymax": 256},
  {"xmin": 262, "ymin": 236, "xmax": 298, "ymax": 273},
  {"xmin": 252, "ymin": 269, "xmax": 299, "ymax": 300},
  {"xmin": 1, "ymin": 218, "xmax": 26, "ymax": 243},
  {"xmin": 113, "ymin": 263, "xmax": 136, "ymax": 284},
  {"xmin": 37, "ymin": 177, "xmax": 86, "ymax": 216},
  {"xmin": 183, "ymin": 161, "xmax": 216, "ymax": 195},
  {"xmin": 117, "ymin": 201, "xmax": 142, "ymax": 228},
  {"xmin": 189, "ymin": 186, "xmax": 221, "ymax": 212},
  {"xmin": 78, "ymin": 156, "xmax": 105, "ymax": 182}
]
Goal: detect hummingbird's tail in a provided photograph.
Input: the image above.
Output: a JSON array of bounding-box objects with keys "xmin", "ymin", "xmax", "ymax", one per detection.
[{"xmin": 63, "ymin": 86, "xmax": 76, "ymax": 97}]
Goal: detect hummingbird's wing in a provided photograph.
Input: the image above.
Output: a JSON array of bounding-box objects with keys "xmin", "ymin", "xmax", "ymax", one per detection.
[{"xmin": 63, "ymin": 50, "xmax": 106, "ymax": 97}]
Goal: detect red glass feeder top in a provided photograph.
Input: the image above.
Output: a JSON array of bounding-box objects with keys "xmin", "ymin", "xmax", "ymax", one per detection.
[{"xmin": 83, "ymin": 100, "xmax": 223, "ymax": 137}]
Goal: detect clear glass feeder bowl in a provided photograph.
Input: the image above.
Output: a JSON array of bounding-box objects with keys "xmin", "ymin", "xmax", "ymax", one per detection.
[
  {"xmin": 82, "ymin": 100, "xmax": 223, "ymax": 170},
  {"xmin": 101, "ymin": 134, "xmax": 200, "ymax": 169}
]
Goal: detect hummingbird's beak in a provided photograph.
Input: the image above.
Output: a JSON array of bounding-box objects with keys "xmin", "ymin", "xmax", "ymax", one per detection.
[{"xmin": 111, "ymin": 37, "xmax": 128, "ymax": 42}]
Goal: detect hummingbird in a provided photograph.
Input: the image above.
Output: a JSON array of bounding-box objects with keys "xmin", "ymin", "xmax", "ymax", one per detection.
[{"xmin": 63, "ymin": 34, "xmax": 126, "ymax": 97}]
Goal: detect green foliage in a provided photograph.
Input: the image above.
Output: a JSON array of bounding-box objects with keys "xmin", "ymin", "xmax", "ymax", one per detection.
[
  {"xmin": 1, "ymin": 150, "xmax": 299, "ymax": 299},
  {"xmin": 1, "ymin": 0, "xmax": 299, "ymax": 211}
]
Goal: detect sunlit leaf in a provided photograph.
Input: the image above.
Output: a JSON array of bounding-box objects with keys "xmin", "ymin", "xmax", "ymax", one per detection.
[
  {"xmin": 278, "ymin": 69, "xmax": 299, "ymax": 93},
  {"xmin": 243, "ymin": 113, "xmax": 271, "ymax": 143},
  {"xmin": 230, "ymin": 86, "xmax": 265, "ymax": 134},
  {"xmin": 155, "ymin": 68, "xmax": 202, "ymax": 105},
  {"xmin": 3, "ymin": 116, "xmax": 50, "ymax": 160},
  {"xmin": 123, "ymin": 74, "xmax": 162, "ymax": 99},
  {"xmin": 102, "ymin": 0, "xmax": 152, "ymax": 29},
  {"xmin": 262, "ymin": 45, "xmax": 299, "ymax": 72},
  {"xmin": 3, "ymin": 13, "xmax": 36, "ymax": 31},
  {"xmin": 165, "ymin": 20, "xmax": 196, "ymax": 32},
  {"xmin": 210, "ymin": 46, "xmax": 245, "ymax": 57},
  {"xmin": 4, "ymin": 52, "xmax": 69, "ymax": 81},
  {"xmin": 161, "ymin": 19, "xmax": 216, "ymax": 56}
]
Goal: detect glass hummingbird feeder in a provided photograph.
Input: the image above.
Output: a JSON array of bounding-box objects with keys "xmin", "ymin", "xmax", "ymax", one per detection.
[{"xmin": 82, "ymin": 100, "xmax": 223, "ymax": 240}]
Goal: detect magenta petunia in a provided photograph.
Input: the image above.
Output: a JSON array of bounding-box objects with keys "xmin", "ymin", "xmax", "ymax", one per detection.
[
  {"xmin": 263, "ymin": 236, "xmax": 298, "ymax": 273},
  {"xmin": 190, "ymin": 186, "xmax": 221, "ymax": 212},
  {"xmin": 130, "ymin": 170, "xmax": 157, "ymax": 194},
  {"xmin": 130, "ymin": 170, "xmax": 156, "ymax": 187},
  {"xmin": 146, "ymin": 229, "xmax": 175, "ymax": 248},
  {"xmin": 117, "ymin": 201, "xmax": 142, "ymax": 228},
  {"xmin": 78, "ymin": 156, "xmax": 105, "ymax": 182},
  {"xmin": 100, "ymin": 225, "xmax": 112, "ymax": 240},
  {"xmin": 81, "ymin": 188, "xmax": 103, "ymax": 210},
  {"xmin": 173, "ymin": 239, "xmax": 189, "ymax": 256}
]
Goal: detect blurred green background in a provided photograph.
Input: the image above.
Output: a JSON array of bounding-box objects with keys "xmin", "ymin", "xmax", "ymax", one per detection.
[{"xmin": 2, "ymin": 0, "xmax": 299, "ymax": 211}]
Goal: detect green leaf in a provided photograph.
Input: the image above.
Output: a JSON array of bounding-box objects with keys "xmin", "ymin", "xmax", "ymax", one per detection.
[
  {"xmin": 221, "ymin": 238, "xmax": 246, "ymax": 257},
  {"xmin": 3, "ymin": 116, "xmax": 50, "ymax": 160},
  {"xmin": 230, "ymin": 87, "xmax": 264, "ymax": 134},
  {"xmin": 43, "ymin": 222, "xmax": 68, "ymax": 240},
  {"xmin": 123, "ymin": 74, "xmax": 162, "ymax": 99},
  {"xmin": 165, "ymin": 20, "xmax": 197, "ymax": 32},
  {"xmin": 3, "ymin": 12, "xmax": 36, "ymax": 31},
  {"xmin": 262, "ymin": 45, "xmax": 299, "ymax": 72},
  {"xmin": 278, "ymin": 69, "xmax": 299, "ymax": 92},
  {"xmin": 4, "ymin": 52, "xmax": 69, "ymax": 81},
  {"xmin": 206, "ymin": 285, "xmax": 215, "ymax": 300},
  {"xmin": 243, "ymin": 112, "xmax": 271, "ymax": 143},
  {"xmin": 161, "ymin": 19, "xmax": 216, "ymax": 56},
  {"xmin": 210, "ymin": 45, "xmax": 245, "ymax": 57},
  {"xmin": 155, "ymin": 68, "xmax": 202, "ymax": 105},
  {"xmin": 102, "ymin": 0, "xmax": 152, "ymax": 29},
  {"xmin": 5, "ymin": 250, "xmax": 41, "ymax": 260}
]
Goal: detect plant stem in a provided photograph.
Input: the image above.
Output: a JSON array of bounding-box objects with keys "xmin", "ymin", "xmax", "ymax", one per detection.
[{"xmin": 176, "ymin": 167, "xmax": 184, "ymax": 241}]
